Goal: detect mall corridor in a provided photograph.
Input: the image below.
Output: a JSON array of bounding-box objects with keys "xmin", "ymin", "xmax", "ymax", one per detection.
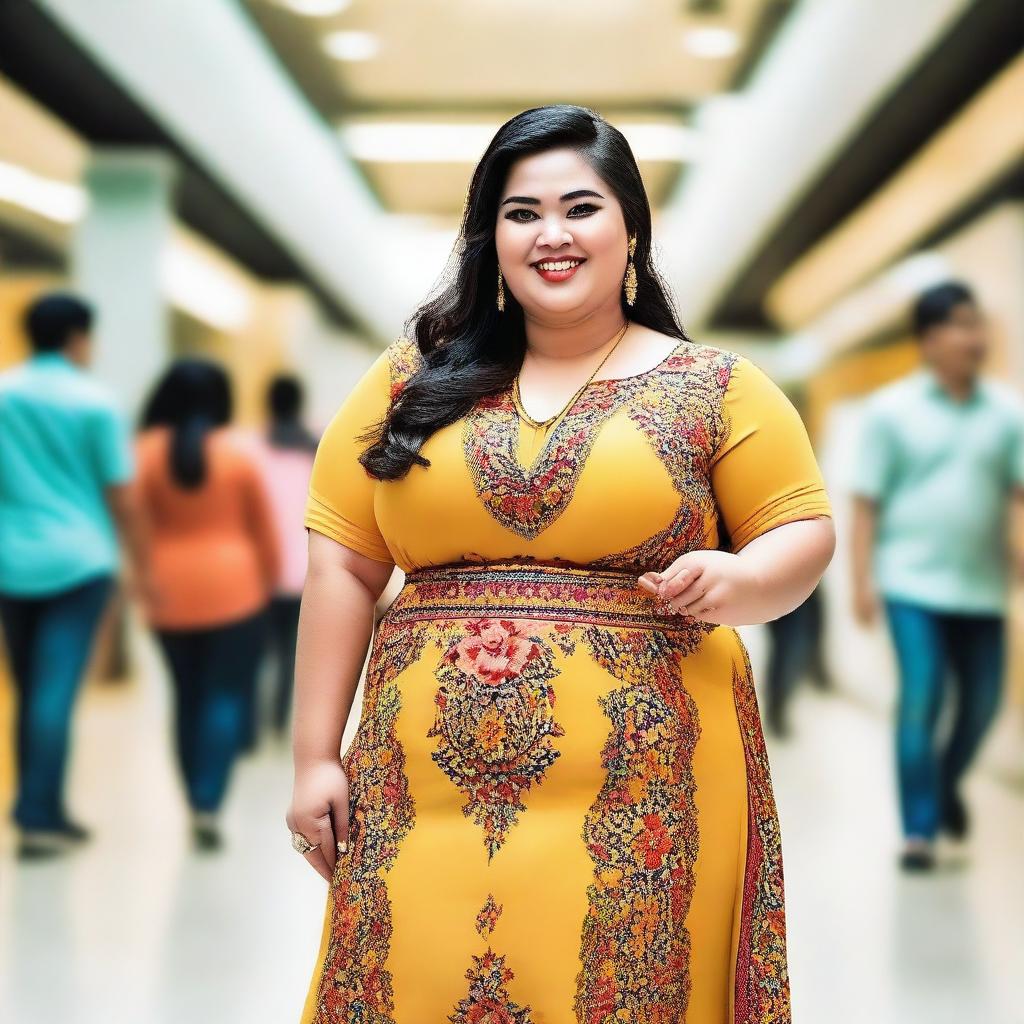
[{"xmin": 2, "ymin": 2, "xmax": 1023, "ymax": 1022}]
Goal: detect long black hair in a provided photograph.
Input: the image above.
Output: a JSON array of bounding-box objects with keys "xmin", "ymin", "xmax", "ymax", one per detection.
[
  {"xmin": 360, "ymin": 104, "xmax": 690, "ymax": 480},
  {"xmin": 140, "ymin": 359, "xmax": 232, "ymax": 488}
]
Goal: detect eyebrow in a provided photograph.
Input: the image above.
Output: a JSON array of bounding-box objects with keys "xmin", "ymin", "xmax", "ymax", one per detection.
[{"xmin": 499, "ymin": 188, "xmax": 605, "ymax": 208}]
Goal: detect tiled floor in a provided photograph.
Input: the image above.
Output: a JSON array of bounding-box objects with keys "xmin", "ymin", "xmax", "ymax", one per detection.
[{"xmin": 1, "ymin": 627, "xmax": 1021, "ymax": 1024}]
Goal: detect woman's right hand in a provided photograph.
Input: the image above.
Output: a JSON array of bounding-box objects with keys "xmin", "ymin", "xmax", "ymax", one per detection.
[{"xmin": 286, "ymin": 759, "xmax": 351, "ymax": 883}]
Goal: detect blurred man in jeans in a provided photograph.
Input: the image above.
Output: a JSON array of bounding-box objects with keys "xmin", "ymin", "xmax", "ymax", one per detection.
[
  {"xmin": 850, "ymin": 280, "xmax": 1024, "ymax": 872},
  {"xmin": 0, "ymin": 293, "xmax": 150, "ymax": 858}
]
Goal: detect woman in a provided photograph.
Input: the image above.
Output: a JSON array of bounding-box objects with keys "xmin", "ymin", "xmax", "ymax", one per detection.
[
  {"xmin": 289, "ymin": 105, "xmax": 835, "ymax": 1023},
  {"xmin": 137, "ymin": 360, "xmax": 279, "ymax": 851},
  {"xmin": 250, "ymin": 374, "xmax": 320, "ymax": 740}
]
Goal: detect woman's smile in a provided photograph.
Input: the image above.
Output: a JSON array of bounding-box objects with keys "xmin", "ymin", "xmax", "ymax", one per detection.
[{"xmin": 532, "ymin": 257, "xmax": 587, "ymax": 283}]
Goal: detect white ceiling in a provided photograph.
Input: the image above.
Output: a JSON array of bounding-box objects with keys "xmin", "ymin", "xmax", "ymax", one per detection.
[
  {"xmin": 18, "ymin": 0, "xmax": 989, "ymax": 346},
  {"xmin": 245, "ymin": 0, "xmax": 781, "ymax": 217},
  {"xmin": 252, "ymin": 0, "xmax": 767, "ymax": 104}
]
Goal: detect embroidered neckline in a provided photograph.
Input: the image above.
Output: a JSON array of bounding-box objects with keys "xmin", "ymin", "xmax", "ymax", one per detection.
[
  {"xmin": 464, "ymin": 359, "xmax": 666, "ymax": 540},
  {"xmin": 512, "ymin": 377, "xmax": 638, "ymax": 479}
]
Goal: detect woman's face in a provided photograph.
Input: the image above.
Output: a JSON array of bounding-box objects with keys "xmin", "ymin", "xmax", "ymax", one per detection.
[{"xmin": 494, "ymin": 147, "xmax": 630, "ymax": 320}]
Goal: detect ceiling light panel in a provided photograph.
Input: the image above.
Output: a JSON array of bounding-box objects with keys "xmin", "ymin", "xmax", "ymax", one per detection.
[
  {"xmin": 270, "ymin": 0, "xmax": 352, "ymax": 16},
  {"xmin": 683, "ymin": 26, "xmax": 741, "ymax": 58},
  {"xmin": 0, "ymin": 161, "xmax": 87, "ymax": 223},
  {"xmin": 322, "ymin": 30, "xmax": 380, "ymax": 61},
  {"xmin": 250, "ymin": 0, "xmax": 767, "ymax": 105}
]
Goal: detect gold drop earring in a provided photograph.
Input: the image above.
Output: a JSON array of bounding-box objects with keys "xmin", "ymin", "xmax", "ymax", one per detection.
[
  {"xmin": 496, "ymin": 266, "xmax": 506, "ymax": 312},
  {"xmin": 624, "ymin": 235, "xmax": 638, "ymax": 306}
]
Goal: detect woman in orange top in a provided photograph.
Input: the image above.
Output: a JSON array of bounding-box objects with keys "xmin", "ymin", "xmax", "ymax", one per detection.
[{"xmin": 137, "ymin": 359, "xmax": 279, "ymax": 851}]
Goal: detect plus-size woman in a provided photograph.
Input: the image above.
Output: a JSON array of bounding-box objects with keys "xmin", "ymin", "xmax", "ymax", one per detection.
[{"xmin": 288, "ymin": 104, "xmax": 835, "ymax": 1024}]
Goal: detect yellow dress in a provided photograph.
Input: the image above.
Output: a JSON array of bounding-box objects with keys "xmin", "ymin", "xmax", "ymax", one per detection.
[{"xmin": 300, "ymin": 335, "xmax": 832, "ymax": 1024}]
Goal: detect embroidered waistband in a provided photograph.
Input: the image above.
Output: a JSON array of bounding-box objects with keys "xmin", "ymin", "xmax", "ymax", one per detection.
[{"xmin": 386, "ymin": 560, "xmax": 692, "ymax": 632}]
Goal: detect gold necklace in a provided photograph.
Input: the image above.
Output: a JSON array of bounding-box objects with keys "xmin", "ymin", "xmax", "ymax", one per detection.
[{"xmin": 513, "ymin": 321, "xmax": 630, "ymax": 429}]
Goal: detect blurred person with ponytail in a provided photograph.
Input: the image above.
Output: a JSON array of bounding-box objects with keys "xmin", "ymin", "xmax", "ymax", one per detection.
[{"xmin": 136, "ymin": 360, "xmax": 279, "ymax": 851}]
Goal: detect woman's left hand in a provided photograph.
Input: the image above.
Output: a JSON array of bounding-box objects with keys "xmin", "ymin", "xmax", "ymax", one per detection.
[{"xmin": 637, "ymin": 550, "xmax": 759, "ymax": 625}]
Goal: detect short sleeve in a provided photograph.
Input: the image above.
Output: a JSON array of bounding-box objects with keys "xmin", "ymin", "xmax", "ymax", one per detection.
[
  {"xmin": 710, "ymin": 355, "xmax": 832, "ymax": 553},
  {"xmin": 848, "ymin": 396, "xmax": 899, "ymax": 501},
  {"xmin": 303, "ymin": 343, "xmax": 401, "ymax": 563},
  {"xmin": 90, "ymin": 401, "xmax": 134, "ymax": 486}
]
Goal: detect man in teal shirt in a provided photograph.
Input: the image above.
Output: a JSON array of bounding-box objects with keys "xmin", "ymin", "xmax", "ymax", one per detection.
[
  {"xmin": 0, "ymin": 293, "xmax": 149, "ymax": 857},
  {"xmin": 850, "ymin": 281, "xmax": 1024, "ymax": 872}
]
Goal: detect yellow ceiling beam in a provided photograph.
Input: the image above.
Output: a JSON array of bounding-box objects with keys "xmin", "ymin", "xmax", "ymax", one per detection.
[{"xmin": 767, "ymin": 55, "xmax": 1024, "ymax": 330}]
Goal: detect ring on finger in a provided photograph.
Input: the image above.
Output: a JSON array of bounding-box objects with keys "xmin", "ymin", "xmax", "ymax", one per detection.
[{"xmin": 290, "ymin": 830, "xmax": 320, "ymax": 855}]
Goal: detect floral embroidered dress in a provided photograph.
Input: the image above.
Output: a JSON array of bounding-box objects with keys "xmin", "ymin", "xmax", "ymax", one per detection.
[{"xmin": 299, "ymin": 334, "xmax": 832, "ymax": 1024}]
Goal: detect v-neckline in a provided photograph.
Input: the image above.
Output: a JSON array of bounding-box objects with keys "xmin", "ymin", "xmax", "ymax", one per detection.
[
  {"xmin": 513, "ymin": 378, "xmax": 619, "ymax": 477},
  {"xmin": 462, "ymin": 339, "xmax": 689, "ymax": 540}
]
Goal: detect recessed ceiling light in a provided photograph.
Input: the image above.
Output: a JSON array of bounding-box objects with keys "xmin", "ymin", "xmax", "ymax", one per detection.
[
  {"xmin": 683, "ymin": 26, "xmax": 740, "ymax": 59},
  {"xmin": 322, "ymin": 30, "xmax": 379, "ymax": 61},
  {"xmin": 272, "ymin": 0, "xmax": 352, "ymax": 16}
]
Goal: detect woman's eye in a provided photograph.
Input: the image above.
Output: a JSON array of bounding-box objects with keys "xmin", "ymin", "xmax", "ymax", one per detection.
[{"xmin": 503, "ymin": 203, "xmax": 600, "ymax": 223}]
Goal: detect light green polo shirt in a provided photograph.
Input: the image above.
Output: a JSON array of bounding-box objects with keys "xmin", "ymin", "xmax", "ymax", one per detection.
[
  {"xmin": 850, "ymin": 365, "xmax": 1024, "ymax": 615},
  {"xmin": 0, "ymin": 353, "xmax": 134, "ymax": 597}
]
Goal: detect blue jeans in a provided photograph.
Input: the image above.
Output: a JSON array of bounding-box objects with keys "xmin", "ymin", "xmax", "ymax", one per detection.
[
  {"xmin": 0, "ymin": 575, "xmax": 114, "ymax": 830},
  {"xmin": 882, "ymin": 598, "xmax": 1005, "ymax": 840},
  {"xmin": 156, "ymin": 611, "xmax": 266, "ymax": 814}
]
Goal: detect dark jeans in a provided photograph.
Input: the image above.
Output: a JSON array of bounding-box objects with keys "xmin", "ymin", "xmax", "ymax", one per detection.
[
  {"xmin": 156, "ymin": 610, "xmax": 266, "ymax": 814},
  {"xmin": 0, "ymin": 574, "xmax": 114, "ymax": 830},
  {"xmin": 267, "ymin": 595, "xmax": 301, "ymax": 734},
  {"xmin": 882, "ymin": 598, "xmax": 1005, "ymax": 840},
  {"xmin": 765, "ymin": 586, "xmax": 825, "ymax": 727}
]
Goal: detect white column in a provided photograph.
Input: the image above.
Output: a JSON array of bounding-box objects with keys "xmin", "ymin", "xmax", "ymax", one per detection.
[{"xmin": 72, "ymin": 149, "xmax": 177, "ymax": 416}]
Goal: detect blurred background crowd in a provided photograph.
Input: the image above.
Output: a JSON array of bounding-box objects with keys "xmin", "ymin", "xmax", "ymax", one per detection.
[{"xmin": 0, "ymin": 1, "xmax": 1022, "ymax": 1022}]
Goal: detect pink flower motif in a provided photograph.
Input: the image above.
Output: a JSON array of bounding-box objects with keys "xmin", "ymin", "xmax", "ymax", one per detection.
[{"xmin": 454, "ymin": 619, "xmax": 537, "ymax": 685}]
